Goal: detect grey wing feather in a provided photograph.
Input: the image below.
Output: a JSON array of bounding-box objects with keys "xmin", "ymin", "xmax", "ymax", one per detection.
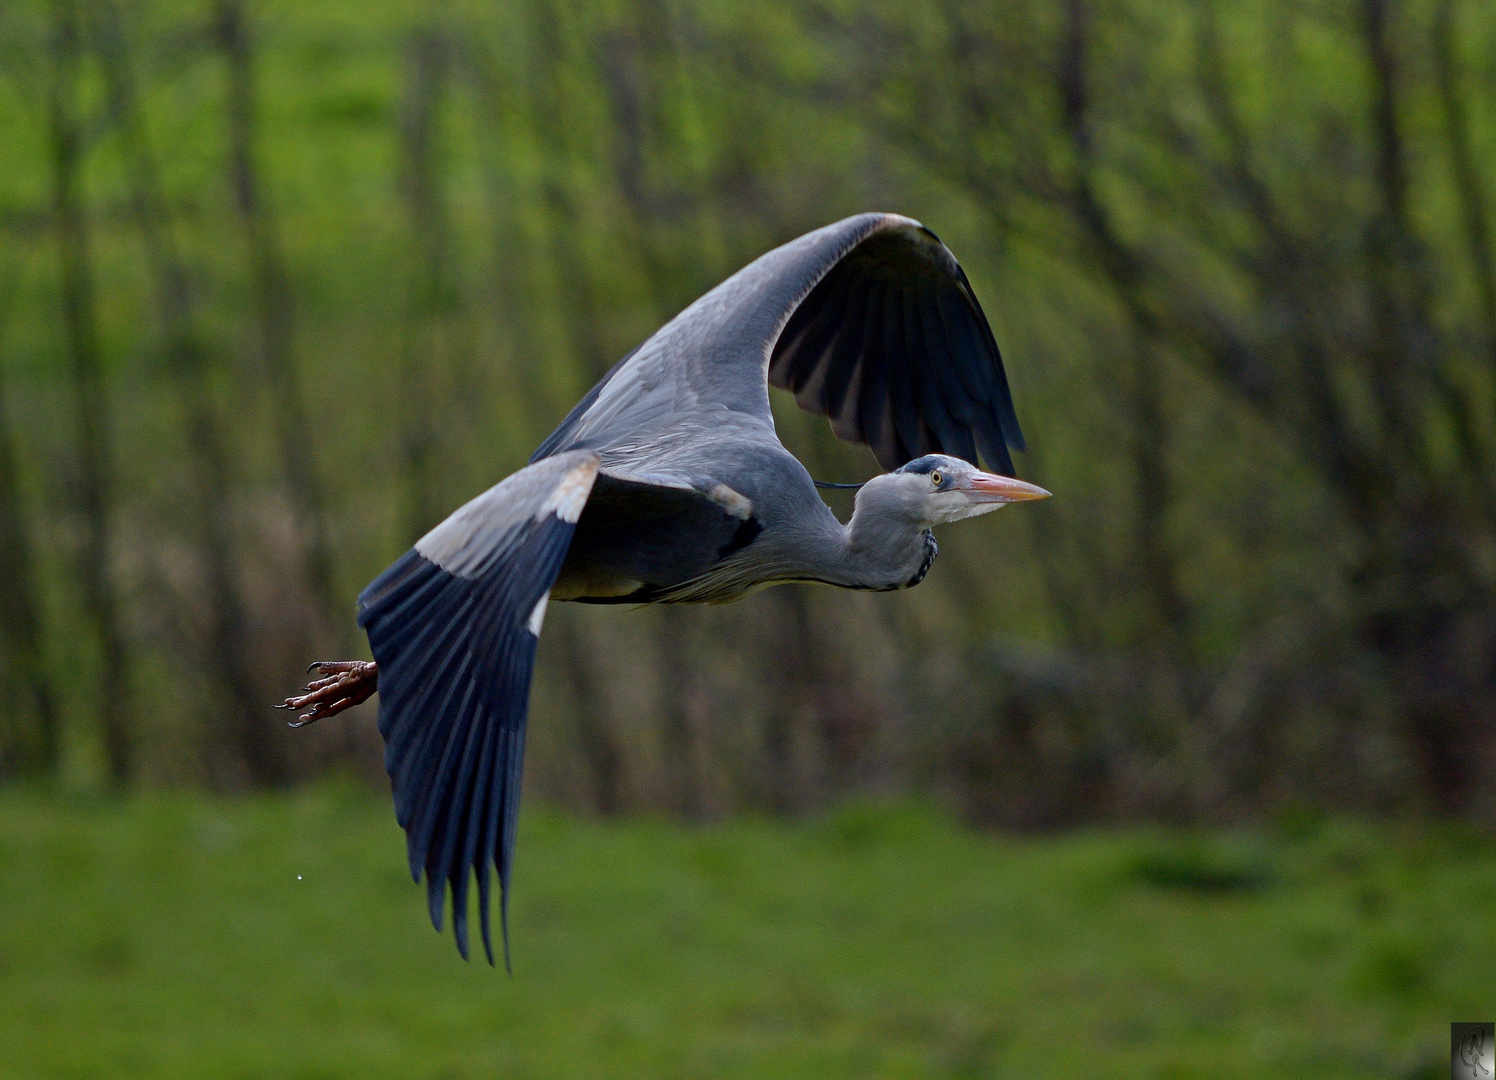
[
  {"xmin": 533, "ymin": 212, "xmax": 1025, "ymax": 474},
  {"xmin": 357, "ymin": 450, "xmax": 599, "ymax": 968}
]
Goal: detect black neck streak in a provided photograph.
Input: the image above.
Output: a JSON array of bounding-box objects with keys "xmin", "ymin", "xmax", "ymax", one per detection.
[
  {"xmin": 869, "ymin": 530, "xmax": 936, "ymax": 592},
  {"xmin": 905, "ymin": 530, "xmax": 938, "ymax": 588}
]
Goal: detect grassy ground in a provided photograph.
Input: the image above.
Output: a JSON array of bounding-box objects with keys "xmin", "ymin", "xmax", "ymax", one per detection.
[{"xmin": 0, "ymin": 785, "xmax": 1484, "ymax": 1079}]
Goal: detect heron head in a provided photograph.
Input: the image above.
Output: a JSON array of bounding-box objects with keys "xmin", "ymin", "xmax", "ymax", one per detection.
[{"xmin": 865, "ymin": 454, "xmax": 1050, "ymax": 527}]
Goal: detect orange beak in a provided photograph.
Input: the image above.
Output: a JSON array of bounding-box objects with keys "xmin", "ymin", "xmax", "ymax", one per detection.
[{"xmin": 958, "ymin": 472, "xmax": 1052, "ymax": 504}]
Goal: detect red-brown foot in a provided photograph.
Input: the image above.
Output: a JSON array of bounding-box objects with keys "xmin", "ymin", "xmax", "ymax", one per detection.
[{"xmin": 276, "ymin": 661, "xmax": 378, "ymax": 728}]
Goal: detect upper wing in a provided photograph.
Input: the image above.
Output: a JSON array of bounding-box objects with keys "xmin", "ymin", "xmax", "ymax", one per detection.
[
  {"xmin": 356, "ymin": 449, "xmax": 599, "ymax": 967},
  {"xmin": 768, "ymin": 221, "xmax": 1024, "ymax": 473},
  {"xmin": 532, "ymin": 213, "xmax": 1025, "ymax": 474}
]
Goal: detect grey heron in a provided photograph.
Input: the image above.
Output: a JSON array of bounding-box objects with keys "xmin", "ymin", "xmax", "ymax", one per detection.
[{"xmin": 279, "ymin": 213, "xmax": 1050, "ymax": 966}]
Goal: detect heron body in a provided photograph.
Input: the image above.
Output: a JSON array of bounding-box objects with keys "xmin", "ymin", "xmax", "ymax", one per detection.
[{"xmin": 283, "ymin": 212, "xmax": 1050, "ymax": 966}]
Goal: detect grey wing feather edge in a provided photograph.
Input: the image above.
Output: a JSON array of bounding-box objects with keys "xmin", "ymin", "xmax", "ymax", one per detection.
[{"xmin": 356, "ymin": 449, "xmax": 600, "ymax": 969}]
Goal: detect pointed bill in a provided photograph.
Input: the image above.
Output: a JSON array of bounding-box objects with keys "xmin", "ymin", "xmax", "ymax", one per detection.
[{"xmin": 959, "ymin": 472, "xmax": 1052, "ymax": 504}]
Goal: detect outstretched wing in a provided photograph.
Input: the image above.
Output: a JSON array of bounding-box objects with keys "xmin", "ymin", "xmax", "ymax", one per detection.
[
  {"xmin": 532, "ymin": 213, "xmax": 1025, "ymax": 475},
  {"xmin": 768, "ymin": 222, "xmax": 1024, "ymax": 474},
  {"xmin": 356, "ymin": 450, "xmax": 599, "ymax": 968}
]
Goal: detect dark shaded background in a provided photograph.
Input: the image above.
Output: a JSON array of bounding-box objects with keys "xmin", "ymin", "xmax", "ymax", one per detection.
[{"xmin": 0, "ymin": 0, "xmax": 1493, "ymax": 826}]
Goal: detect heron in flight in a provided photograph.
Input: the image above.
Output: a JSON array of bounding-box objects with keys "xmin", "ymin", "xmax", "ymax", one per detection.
[{"xmin": 279, "ymin": 213, "xmax": 1050, "ymax": 966}]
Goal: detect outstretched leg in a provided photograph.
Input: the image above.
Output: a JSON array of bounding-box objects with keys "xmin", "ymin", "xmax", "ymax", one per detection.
[{"xmin": 276, "ymin": 661, "xmax": 378, "ymax": 728}]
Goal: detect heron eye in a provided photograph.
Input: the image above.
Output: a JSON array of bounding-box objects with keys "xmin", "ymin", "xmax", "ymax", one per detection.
[{"xmin": 930, "ymin": 471, "xmax": 943, "ymax": 487}]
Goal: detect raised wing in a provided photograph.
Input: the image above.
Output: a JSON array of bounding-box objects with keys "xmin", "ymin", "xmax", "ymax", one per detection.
[
  {"xmin": 533, "ymin": 213, "xmax": 1025, "ymax": 475},
  {"xmin": 768, "ymin": 222, "xmax": 1024, "ymax": 473},
  {"xmin": 356, "ymin": 450, "xmax": 599, "ymax": 967}
]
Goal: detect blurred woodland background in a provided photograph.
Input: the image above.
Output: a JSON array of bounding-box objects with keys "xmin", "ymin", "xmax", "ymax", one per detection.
[{"xmin": 0, "ymin": 0, "xmax": 1492, "ymax": 825}]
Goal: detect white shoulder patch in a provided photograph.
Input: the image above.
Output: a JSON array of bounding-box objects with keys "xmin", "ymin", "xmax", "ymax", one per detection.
[
  {"xmin": 706, "ymin": 483, "xmax": 754, "ymax": 519},
  {"xmin": 526, "ymin": 591, "xmax": 550, "ymax": 636},
  {"xmin": 416, "ymin": 452, "xmax": 599, "ymax": 579},
  {"xmin": 539, "ymin": 458, "xmax": 600, "ymax": 523}
]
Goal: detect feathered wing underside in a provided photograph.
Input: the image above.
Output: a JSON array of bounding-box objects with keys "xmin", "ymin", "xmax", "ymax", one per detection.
[
  {"xmin": 531, "ymin": 213, "xmax": 1024, "ymax": 475},
  {"xmin": 555, "ymin": 467, "xmax": 762, "ymax": 604},
  {"xmin": 767, "ymin": 224, "xmax": 1024, "ymax": 474},
  {"xmin": 356, "ymin": 450, "xmax": 599, "ymax": 968}
]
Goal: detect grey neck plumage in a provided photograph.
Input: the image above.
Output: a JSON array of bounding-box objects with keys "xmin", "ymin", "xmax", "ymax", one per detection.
[{"xmin": 798, "ymin": 476, "xmax": 937, "ymax": 592}]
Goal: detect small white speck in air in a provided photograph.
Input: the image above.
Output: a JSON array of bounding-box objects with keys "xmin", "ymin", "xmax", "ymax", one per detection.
[{"xmin": 297, "ymin": 875, "xmax": 303, "ymax": 881}]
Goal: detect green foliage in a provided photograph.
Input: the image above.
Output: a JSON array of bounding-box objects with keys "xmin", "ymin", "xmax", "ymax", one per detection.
[
  {"xmin": 0, "ymin": 0, "xmax": 1492, "ymax": 815},
  {"xmin": 0, "ymin": 787, "xmax": 1482, "ymax": 1078}
]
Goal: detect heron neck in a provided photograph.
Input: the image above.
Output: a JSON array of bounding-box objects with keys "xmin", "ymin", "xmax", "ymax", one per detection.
[{"xmin": 824, "ymin": 501, "xmax": 934, "ymax": 591}]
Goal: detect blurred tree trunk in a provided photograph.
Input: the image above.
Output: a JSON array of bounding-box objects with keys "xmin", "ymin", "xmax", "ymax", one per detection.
[
  {"xmin": 1059, "ymin": 0, "xmax": 1190, "ymax": 654},
  {"xmin": 216, "ymin": 2, "xmax": 345, "ymax": 647},
  {"xmin": 653, "ymin": 608, "xmax": 704, "ymax": 816},
  {"xmin": 527, "ymin": 0, "xmax": 616, "ymax": 384},
  {"xmin": 396, "ymin": 21, "xmax": 455, "ymax": 544},
  {"xmin": 97, "ymin": 1, "xmax": 286, "ymax": 787},
  {"xmin": 554, "ymin": 614, "xmax": 623, "ymax": 815},
  {"xmin": 1355, "ymin": 0, "xmax": 1490, "ymax": 812},
  {"xmin": 1433, "ymin": 0, "xmax": 1496, "ymax": 381},
  {"xmin": 760, "ymin": 587, "xmax": 828, "ymax": 812},
  {"xmin": 46, "ymin": 0, "xmax": 132, "ymax": 785},
  {"xmin": 0, "ymin": 266, "xmax": 58, "ymax": 777},
  {"xmin": 1056, "ymin": 0, "xmax": 1200, "ymax": 808}
]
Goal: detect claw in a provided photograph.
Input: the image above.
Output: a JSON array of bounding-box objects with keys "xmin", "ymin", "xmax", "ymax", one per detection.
[
  {"xmin": 307, "ymin": 660, "xmax": 364, "ymax": 675},
  {"xmin": 279, "ymin": 660, "xmax": 379, "ymax": 730}
]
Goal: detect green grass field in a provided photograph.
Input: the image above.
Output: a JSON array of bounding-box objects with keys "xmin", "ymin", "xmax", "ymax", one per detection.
[{"xmin": 0, "ymin": 786, "xmax": 1484, "ymax": 1079}]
